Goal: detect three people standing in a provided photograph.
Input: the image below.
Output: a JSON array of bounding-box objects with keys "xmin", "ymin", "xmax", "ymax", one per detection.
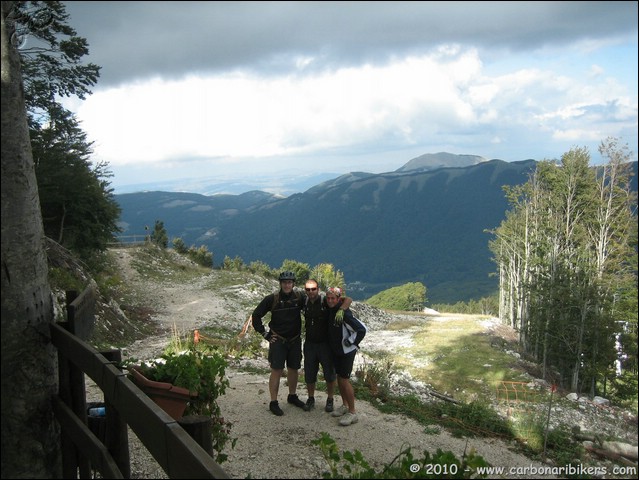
[{"xmin": 251, "ymin": 272, "xmax": 365, "ymax": 426}]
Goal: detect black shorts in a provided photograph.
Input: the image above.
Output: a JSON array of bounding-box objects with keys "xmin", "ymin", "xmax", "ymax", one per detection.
[
  {"xmin": 303, "ymin": 341, "xmax": 336, "ymax": 383},
  {"xmin": 268, "ymin": 336, "xmax": 302, "ymax": 370},
  {"xmin": 334, "ymin": 350, "xmax": 357, "ymax": 379}
]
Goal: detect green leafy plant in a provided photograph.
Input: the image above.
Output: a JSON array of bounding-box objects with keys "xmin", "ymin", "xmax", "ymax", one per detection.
[
  {"xmin": 130, "ymin": 346, "xmax": 234, "ymax": 462},
  {"xmin": 135, "ymin": 349, "xmax": 227, "ymax": 415},
  {"xmin": 311, "ymin": 432, "xmax": 490, "ymax": 478}
]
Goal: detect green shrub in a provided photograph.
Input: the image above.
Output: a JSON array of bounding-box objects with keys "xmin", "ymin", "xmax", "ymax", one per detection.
[
  {"xmin": 172, "ymin": 237, "xmax": 188, "ymax": 254},
  {"xmin": 48, "ymin": 266, "xmax": 85, "ymax": 292},
  {"xmin": 312, "ymin": 432, "xmax": 490, "ymax": 478},
  {"xmin": 187, "ymin": 245, "xmax": 213, "ymax": 267},
  {"xmin": 354, "ymin": 354, "xmax": 396, "ymax": 400}
]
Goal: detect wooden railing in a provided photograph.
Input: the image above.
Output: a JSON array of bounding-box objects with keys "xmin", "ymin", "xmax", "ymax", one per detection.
[
  {"xmin": 52, "ymin": 286, "xmax": 229, "ymax": 478},
  {"xmin": 107, "ymin": 234, "xmax": 149, "ymax": 247}
]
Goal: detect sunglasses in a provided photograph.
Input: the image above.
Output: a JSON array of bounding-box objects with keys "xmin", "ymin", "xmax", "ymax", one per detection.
[{"xmin": 305, "ymin": 287, "xmax": 317, "ymax": 291}]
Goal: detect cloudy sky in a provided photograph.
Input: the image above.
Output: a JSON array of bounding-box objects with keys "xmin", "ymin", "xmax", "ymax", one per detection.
[{"xmin": 53, "ymin": 1, "xmax": 638, "ymax": 192}]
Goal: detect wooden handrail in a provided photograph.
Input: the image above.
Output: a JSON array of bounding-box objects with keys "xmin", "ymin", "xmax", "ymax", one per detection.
[{"xmin": 51, "ymin": 287, "xmax": 230, "ymax": 479}]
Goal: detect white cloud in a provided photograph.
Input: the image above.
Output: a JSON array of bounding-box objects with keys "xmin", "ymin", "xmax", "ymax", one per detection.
[
  {"xmin": 75, "ymin": 49, "xmax": 491, "ymax": 166},
  {"xmin": 58, "ymin": 1, "xmax": 637, "ymax": 188}
]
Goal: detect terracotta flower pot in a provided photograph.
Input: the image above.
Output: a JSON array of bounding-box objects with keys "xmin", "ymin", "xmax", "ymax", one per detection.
[{"xmin": 129, "ymin": 366, "xmax": 197, "ymax": 420}]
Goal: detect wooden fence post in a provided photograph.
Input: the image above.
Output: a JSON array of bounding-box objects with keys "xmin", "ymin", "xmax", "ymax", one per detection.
[
  {"xmin": 64, "ymin": 290, "xmax": 92, "ymax": 478},
  {"xmin": 178, "ymin": 416, "xmax": 213, "ymax": 457},
  {"xmin": 101, "ymin": 349, "xmax": 131, "ymax": 477}
]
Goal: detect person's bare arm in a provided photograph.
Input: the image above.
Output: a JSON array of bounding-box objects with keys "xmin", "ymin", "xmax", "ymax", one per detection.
[{"xmin": 340, "ymin": 296, "xmax": 352, "ymax": 310}]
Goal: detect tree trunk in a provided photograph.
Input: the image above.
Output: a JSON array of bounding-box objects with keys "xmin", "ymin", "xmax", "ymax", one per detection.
[{"xmin": 1, "ymin": 2, "xmax": 60, "ymax": 477}]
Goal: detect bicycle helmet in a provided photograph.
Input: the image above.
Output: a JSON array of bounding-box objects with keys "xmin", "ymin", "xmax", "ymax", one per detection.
[{"xmin": 278, "ymin": 271, "xmax": 296, "ymax": 282}]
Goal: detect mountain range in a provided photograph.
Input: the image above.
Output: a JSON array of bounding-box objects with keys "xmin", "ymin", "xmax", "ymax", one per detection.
[{"xmin": 115, "ymin": 153, "xmax": 638, "ymax": 304}]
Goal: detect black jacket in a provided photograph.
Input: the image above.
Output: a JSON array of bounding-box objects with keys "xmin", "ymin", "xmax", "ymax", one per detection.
[
  {"xmin": 304, "ymin": 294, "xmax": 330, "ymax": 343},
  {"xmin": 252, "ymin": 290, "xmax": 304, "ymax": 339},
  {"xmin": 327, "ymin": 304, "xmax": 366, "ymax": 356}
]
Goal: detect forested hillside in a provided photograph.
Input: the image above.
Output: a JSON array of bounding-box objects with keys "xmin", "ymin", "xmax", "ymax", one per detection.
[
  {"xmin": 117, "ymin": 159, "xmax": 542, "ymax": 303},
  {"xmin": 116, "ymin": 159, "xmax": 637, "ymax": 303}
]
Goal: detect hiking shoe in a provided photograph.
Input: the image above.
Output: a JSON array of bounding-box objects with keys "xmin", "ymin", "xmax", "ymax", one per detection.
[
  {"xmin": 287, "ymin": 394, "xmax": 305, "ymax": 409},
  {"xmin": 339, "ymin": 412, "xmax": 358, "ymax": 426},
  {"xmin": 269, "ymin": 401, "xmax": 283, "ymax": 416},
  {"xmin": 303, "ymin": 397, "xmax": 315, "ymax": 411},
  {"xmin": 324, "ymin": 397, "xmax": 334, "ymax": 413},
  {"xmin": 331, "ymin": 404, "xmax": 349, "ymax": 417}
]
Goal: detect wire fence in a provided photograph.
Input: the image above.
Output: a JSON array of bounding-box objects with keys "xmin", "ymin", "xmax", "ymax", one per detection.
[{"xmin": 495, "ymin": 381, "xmax": 556, "ymax": 451}]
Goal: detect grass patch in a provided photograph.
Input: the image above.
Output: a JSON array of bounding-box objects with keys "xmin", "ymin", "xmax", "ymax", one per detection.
[
  {"xmin": 388, "ymin": 315, "xmax": 527, "ymax": 403},
  {"xmin": 384, "ymin": 318, "xmax": 422, "ymax": 330},
  {"xmin": 129, "ymin": 243, "xmax": 211, "ymax": 283}
]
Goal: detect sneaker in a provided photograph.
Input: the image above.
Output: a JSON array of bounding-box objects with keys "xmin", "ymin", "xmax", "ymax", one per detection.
[
  {"xmin": 269, "ymin": 401, "xmax": 283, "ymax": 416},
  {"xmin": 324, "ymin": 397, "xmax": 334, "ymax": 413},
  {"xmin": 303, "ymin": 397, "xmax": 315, "ymax": 411},
  {"xmin": 331, "ymin": 404, "xmax": 349, "ymax": 417},
  {"xmin": 339, "ymin": 412, "xmax": 358, "ymax": 426},
  {"xmin": 287, "ymin": 394, "xmax": 305, "ymax": 409}
]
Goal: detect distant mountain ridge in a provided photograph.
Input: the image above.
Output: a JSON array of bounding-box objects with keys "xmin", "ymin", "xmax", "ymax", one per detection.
[
  {"xmin": 395, "ymin": 152, "xmax": 487, "ymax": 172},
  {"xmin": 114, "ymin": 172, "xmax": 342, "ymax": 196},
  {"xmin": 115, "ymin": 154, "xmax": 638, "ymax": 303},
  {"xmin": 114, "ymin": 152, "xmax": 486, "ymax": 196}
]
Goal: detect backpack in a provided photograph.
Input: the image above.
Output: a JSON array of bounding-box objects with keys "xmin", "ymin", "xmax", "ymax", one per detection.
[
  {"xmin": 239, "ymin": 290, "xmax": 304, "ymax": 337},
  {"xmin": 270, "ymin": 289, "xmax": 303, "ymax": 312}
]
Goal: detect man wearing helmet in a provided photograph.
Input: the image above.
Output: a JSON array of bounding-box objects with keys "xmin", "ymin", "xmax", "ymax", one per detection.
[{"xmin": 251, "ymin": 271, "xmax": 307, "ymax": 415}]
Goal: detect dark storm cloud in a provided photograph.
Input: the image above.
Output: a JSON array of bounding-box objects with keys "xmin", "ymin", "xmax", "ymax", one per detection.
[{"xmin": 64, "ymin": 1, "xmax": 638, "ymax": 87}]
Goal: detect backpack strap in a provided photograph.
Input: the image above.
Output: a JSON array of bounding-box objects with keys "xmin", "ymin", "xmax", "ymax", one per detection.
[
  {"xmin": 303, "ymin": 292, "xmax": 325, "ymax": 315},
  {"xmin": 271, "ymin": 292, "xmax": 280, "ymax": 312}
]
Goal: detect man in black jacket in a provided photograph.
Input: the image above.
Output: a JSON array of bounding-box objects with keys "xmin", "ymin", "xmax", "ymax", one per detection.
[{"xmin": 251, "ymin": 271, "xmax": 307, "ymax": 415}]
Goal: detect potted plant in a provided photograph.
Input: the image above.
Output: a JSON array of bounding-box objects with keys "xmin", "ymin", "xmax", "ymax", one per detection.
[
  {"xmin": 128, "ymin": 364, "xmax": 195, "ymax": 420},
  {"xmin": 127, "ymin": 346, "xmax": 234, "ymax": 462}
]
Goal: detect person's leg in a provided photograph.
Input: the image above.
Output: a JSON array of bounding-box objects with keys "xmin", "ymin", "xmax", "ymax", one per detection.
[
  {"xmin": 320, "ymin": 343, "xmax": 337, "ymax": 411},
  {"xmin": 334, "ymin": 351, "xmax": 358, "ymax": 425},
  {"xmin": 326, "ymin": 379, "xmax": 336, "ymax": 399},
  {"xmin": 286, "ymin": 338, "xmax": 306, "ymax": 409},
  {"xmin": 331, "ymin": 356, "xmax": 350, "ymax": 416},
  {"xmin": 304, "ymin": 342, "xmax": 319, "ymax": 399},
  {"xmin": 267, "ymin": 342, "xmax": 286, "ymax": 399},
  {"xmin": 267, "ymin": 341, "xmax": 286, "ymax": 415},
  {"xmin": 269, "ymin": 368, "xmax": 283, "ymax": 401},
  {"xmin": 338, "ymin": 377, "xmax": 355, "ymax": 413},
  {"xmin": 287, "ymin": 367, "xmax": 299, "ymax": 395},
  {"xmin": 336, "ymin": 377, "xmax": 358, "ymax": 426}
]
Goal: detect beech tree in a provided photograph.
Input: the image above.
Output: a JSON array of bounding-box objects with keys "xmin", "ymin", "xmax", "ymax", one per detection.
[
  {"xmin": 490, "ymin": 140, "xmax": 637, "ymax": 398},
  {"xmin": 1, "ymin": 1, "xmax": 61, "ymax": 476}
]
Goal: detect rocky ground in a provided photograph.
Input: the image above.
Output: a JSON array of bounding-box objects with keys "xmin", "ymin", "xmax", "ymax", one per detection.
[{"xmin": 87, "ymin": 248, "xmax": 637, "ymax": 479}]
